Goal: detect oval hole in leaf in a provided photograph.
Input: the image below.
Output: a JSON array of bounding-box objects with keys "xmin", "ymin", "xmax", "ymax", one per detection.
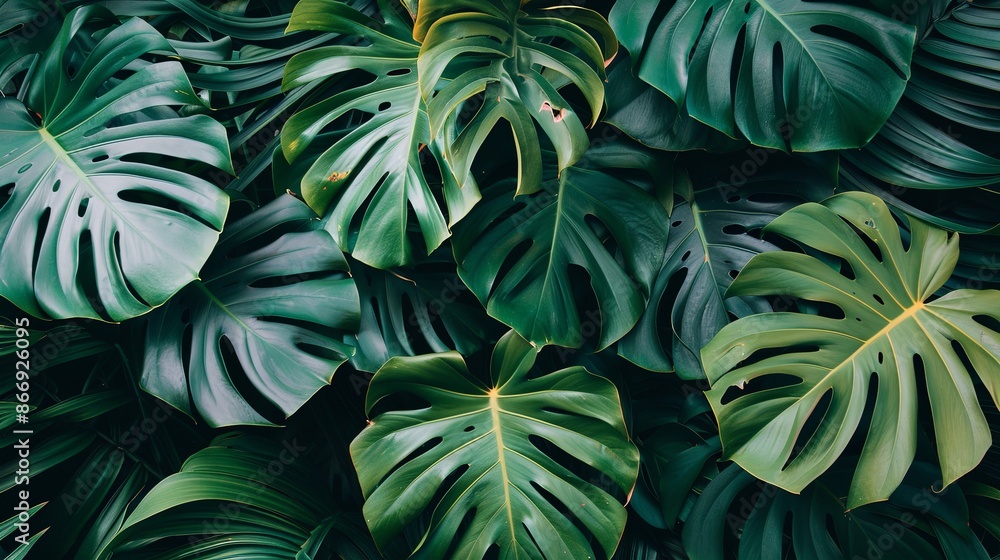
[
  {"xmin": 219, "ymin": 335, "xmax": 286, "ymax": 424},
  {"xmin": 720, "ymin": 373, "xmax": 804, "ymax": 405},
  {"xmin": 782, "ymin": 388, "xmax": 833, "ymax": 470}
]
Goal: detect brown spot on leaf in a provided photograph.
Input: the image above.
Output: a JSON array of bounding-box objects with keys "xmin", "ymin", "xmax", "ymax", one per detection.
[{"xmin": 539, "ymin": 102, "xmax": 569, "ymax": 123}]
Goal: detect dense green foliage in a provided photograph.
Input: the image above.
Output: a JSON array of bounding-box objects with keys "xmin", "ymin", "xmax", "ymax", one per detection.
[{"xmin": 1, "ymin": 0, "xmax": 999, "ymax": 558}]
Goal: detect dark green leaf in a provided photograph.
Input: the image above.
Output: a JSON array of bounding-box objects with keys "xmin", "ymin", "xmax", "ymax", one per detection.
[
  {"xmin": 611, "ymin": 0, "xmax": 915, "ymax": 150},
  {"xmin": 142, "ymin": 195, "xmax": 359, "ymax": 427},
  {"xmin": 0, "ymin": 7, "xmax": 232, "ymax": 321},
  {"xmin": 619, "ymin": 152, "xmax": 835, "ymax": 377},
  {"xmin": 454, "ymin": 142, "xmax": 671, "ymax": 349}
]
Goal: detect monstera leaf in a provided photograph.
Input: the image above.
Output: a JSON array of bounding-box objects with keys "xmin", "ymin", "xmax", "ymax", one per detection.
[
  {"xmin": 610, "ymin": 0, "xmax": 915, "ymax": 151},
  {"xmin": 703, "ymin": 192, "xmax": 1000, "ymax": 508},
  {"xmin": 619, "ymin": 152, "xmax": 835, "ymax": 377},
  {"xmin": 453, "ymin": 142, "xmax": 671, "ymax": 349},
  {"xmin": 142, "ymin": 196, "xmax": 360, "ymax": 427},
  {"xmin": 281, "ymin": 0, "xmax": 478, "ymax": 268},
  {"xmin": 0, "ymin": 6, "xmax": 232, "ymax": 321},
  {"xmin": 416, "ymin": 0, "xmax": 617, "ymax": 195},
  {"xmin": 98, "ymin": 433, "xmax": 379, "ymax": 560},
  {"xmin": 352, "ymin": 330, "xmax": 639, "ymax": 559}
]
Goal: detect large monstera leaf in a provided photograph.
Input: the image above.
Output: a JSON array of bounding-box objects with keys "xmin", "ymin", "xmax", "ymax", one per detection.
[
  {"xmin": 703, "ymin": 192, "xmax": 1000, "ymax": 508},
  {"xmin": 142, "ymin": 196, "xmax": 360, "ymax": 427},
  {"xmin": 0, "ymin": 7, "xmax": 232, "ymax": 322},
  {"xmin": 282, "ymin": 0, "xmax": 478, "ymax": 268},
  {"xmin": 610, "ymin": 0, "xmax": 915, "ymax": 151},
  {"xmin": 352, "ymin": 330, "xmax": 639, "ymax": 559},
  {"xmin": 453, "ymin": 142, "xmax": 671, "ymax": 350},
  {"xmin": 619, "ymin": 152, "xmax": 835, "ymax": 378},
  {"xmin": 416, "ymin": 0, "xmax": 617, "ymax": 195}
]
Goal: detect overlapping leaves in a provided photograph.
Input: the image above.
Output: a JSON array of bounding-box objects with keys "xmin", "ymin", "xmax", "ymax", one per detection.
[
  {"xmin": 684, "ymin": 461, "xmax": 990, "ymax": 560},
  {"xmin": 453, "ymin": 141, "xmax": 671, "ymax": 349},
  {"xmin": 98, "ymin": 432, "xmax": 379, "ymax": 560},
  {"xmin": 416, "ymin": 0, "xmax": 617, "ymax": 195},
  {"xmin": 619, "ymin": 152, "xmax": 835, "ymax": 377},
  {"xmin": 350, "ymin": 253, "xmax": 500, "ymax": 373},
  {"xmin": 281, "ymin": 0, "xmax": 475, "ymax": 268},
  {"xmin": 842, "ymin": 0, "xmax": 1000, "ymax": 234}
]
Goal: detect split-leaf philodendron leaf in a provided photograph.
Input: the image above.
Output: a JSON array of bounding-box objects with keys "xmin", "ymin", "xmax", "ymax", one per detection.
[
  {"xmin": 350, "ymin": 254, "xmax": 498, "ymax": 373},
  {"xmin": 282, "ymin": 0, "xmax": 477, "ymax": 269},
  {"xmin": 352, "ymin": 330, "xmax": 639, "ymax": 559},
  {"xmin": 453, "ymin": 142, "xmax": 671, "ymax": 350},
  {"xmin": 610, "ymin": 0, "xmax": 916, "ymax": 150},
  {"xmin": 142, "ymin": 195, "xmax": 359, "ymax": 427},
  {"xmin": 703, "ymin": 192, "xmax": 1000, "ymax": 508},
  {"xmin": 0, "ymin": 6, "xmax": 232, "ymax": 321},
  {"xmin": 619, "ymin": 152, "xmax": 836, "ymax": 377},
  {"xmin": 416, "ymin": 0, "xmax": 617, "ymax": 195}
]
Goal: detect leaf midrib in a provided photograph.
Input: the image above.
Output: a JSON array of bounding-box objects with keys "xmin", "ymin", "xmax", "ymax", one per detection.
[
  {"xmin": 488, "ymin": 388, "xmax": 517, "ymax": 549},
  {"xmin": 770, "ymin": 299, "xmax": 928, "ymax": 430},
  {"xmin": 192, "ymin": 281, "xmax": 253, "ymax": 332}
]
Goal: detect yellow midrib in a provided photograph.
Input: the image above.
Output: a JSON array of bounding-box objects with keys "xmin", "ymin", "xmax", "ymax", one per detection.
[
  {"xmin": 799, "ymin": 299, "xmax": 927, "ymax": 403},
  {"xmin": 488, "ymin": 388, "xmax": 517, "ymax": 546},
  {"xmin": 851, "ymin": 299, "xmax": 925, "ymax": 364}
]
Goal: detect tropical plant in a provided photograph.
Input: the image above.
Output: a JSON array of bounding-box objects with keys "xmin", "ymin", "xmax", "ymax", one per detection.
[
  {"xmin": 704, "ymin": 192, "xmax": 1000, "ymax": 507},
  {"xmin": 353, "ymin": 331, "xmax": 638, "ymax": 558},
  {"xmin": 0, "ymin": 5, "xmax": 232, "ymax": 321},
  {"xmin": 1, "ymin": 0, "xmax": 1000, "ymax": 559}
]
